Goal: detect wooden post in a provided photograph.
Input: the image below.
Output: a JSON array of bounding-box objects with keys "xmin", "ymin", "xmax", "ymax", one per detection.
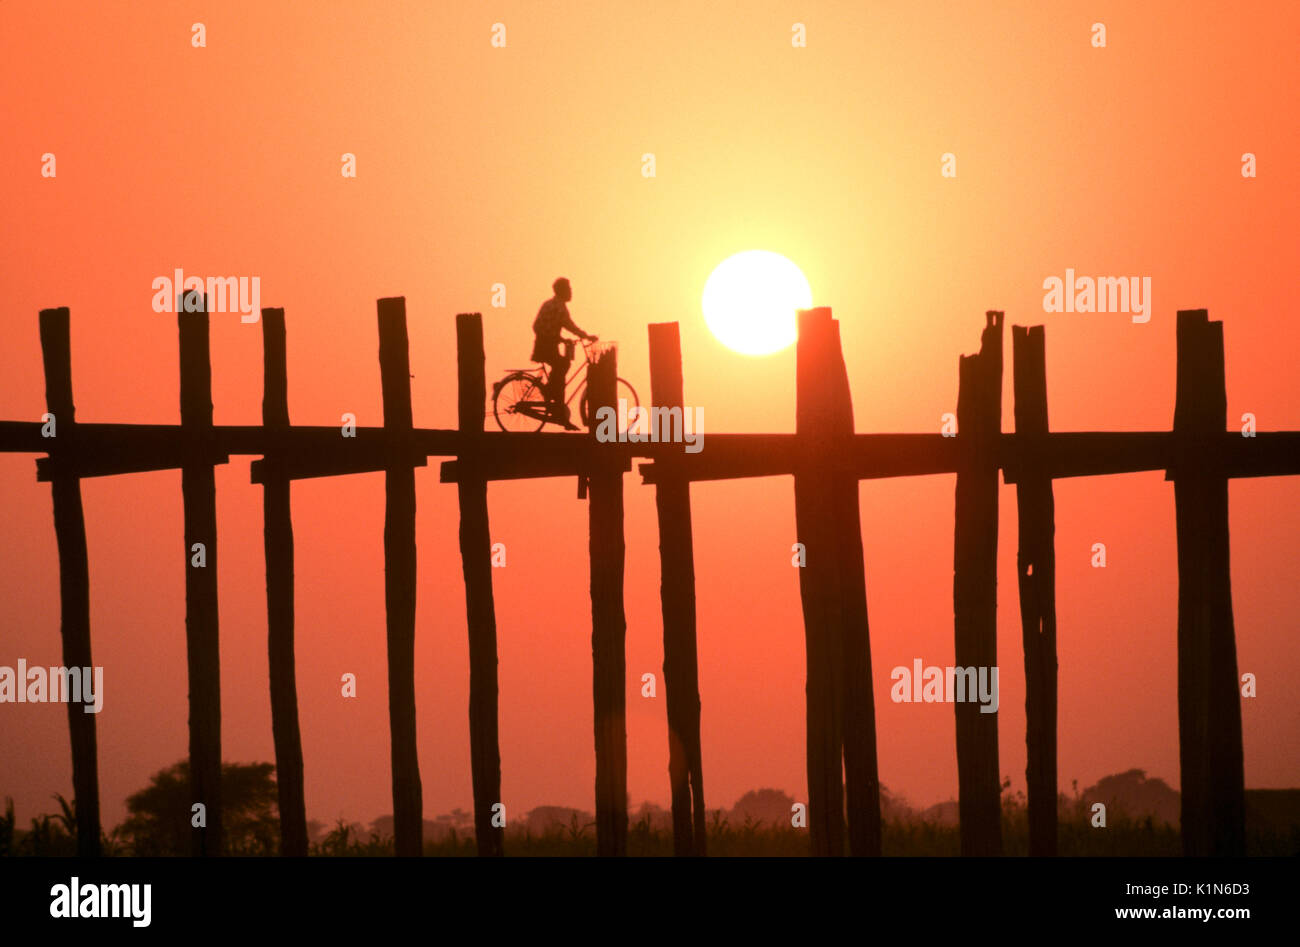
[
  {"xmin": 587, "ymin": 346, "xmax": 628, "ymax": 856},
  {"xmin": 1011, "ymin": 325, "xmax": 1057, "ymax": 856},
  {"xmin": 178, "ymin": 291, "xmax": 223, "ymax": 856},
  {"xmin": 378, "ymin": 297, "xmax": 423, "ymax": 857},
  {"xmin": 38, "ymin": 307, "xmax": 101, "ymax": 858},
  {"xmin": 647, "ymin": 322, "xmax": 706, "ymax": 856},
  {"xmin": 1171, "ymin": 309, "xmax": 1244, "ymax": 856},
  {"xmin": 792, "ymin": 307, "xmax": 881, "ymax": 856},
  {"xmin": 952, "ymin": 310, "xmax": 1003, "ymax": 857},
  {"xmin": 825, "ymin": 317, "xmax": 882, "ymax": 858},
  {"xmin": 260, "ymin": 307, "xmax": 308, "ymax": 857},
  {"xmin": 793, "ymin": 308, "xmax": 847, "ymax": 856},
  {"xmin": 455, "ymin": 312, "xmax": 504, "ymax": 857}
]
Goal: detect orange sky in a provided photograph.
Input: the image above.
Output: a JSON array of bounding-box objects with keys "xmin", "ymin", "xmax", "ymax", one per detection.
[{"xmin": 1, "ymin": 1, "xmax": 1297, "ymax": 831}]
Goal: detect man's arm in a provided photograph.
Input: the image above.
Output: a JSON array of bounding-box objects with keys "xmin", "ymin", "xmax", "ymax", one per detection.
[{"xmin": 560, "ymin": 308, "xmax": 593, "ymax": 340}]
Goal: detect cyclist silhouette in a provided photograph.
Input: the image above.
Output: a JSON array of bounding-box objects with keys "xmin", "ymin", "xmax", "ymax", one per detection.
[{"xmin": 532, "ymin": 277, "xmax": 596, "ymax": 430}]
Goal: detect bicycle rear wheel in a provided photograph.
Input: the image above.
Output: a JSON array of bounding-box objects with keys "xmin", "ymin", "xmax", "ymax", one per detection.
[{"xmin": 493, "ymin": 372, "xmax": 547, "ymax": 432}]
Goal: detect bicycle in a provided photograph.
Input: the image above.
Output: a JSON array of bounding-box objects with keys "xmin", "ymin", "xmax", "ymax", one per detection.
[{"xmin": 491, "ymin": 337, "xmax": 639, "ymax": 432}]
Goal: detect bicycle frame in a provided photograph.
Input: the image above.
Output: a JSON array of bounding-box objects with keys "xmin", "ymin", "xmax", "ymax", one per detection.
[
  {"xmin": 493, "ymin": 337, "xmax": 631, "ymax": 432},
  {"xmin": 539, "ymin": 337, "xmax": 599, "ymax": 408}
]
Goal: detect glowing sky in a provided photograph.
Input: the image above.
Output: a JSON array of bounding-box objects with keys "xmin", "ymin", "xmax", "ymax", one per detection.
[{"xmin": 1, "ymin": 1, "xmax": 1297, "ymax": 830}]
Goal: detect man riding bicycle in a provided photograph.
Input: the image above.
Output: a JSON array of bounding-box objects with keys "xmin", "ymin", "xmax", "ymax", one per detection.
[{"xmin": 532, "ymin": 277, "xmax": 596, "ymax": 430}]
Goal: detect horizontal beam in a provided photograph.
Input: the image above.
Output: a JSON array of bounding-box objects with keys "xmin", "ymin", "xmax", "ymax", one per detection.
[
  {"xmin": 440, "ymin": 454, "xmax": 633, "ymax": 483},
  {"xmin": 2, "ymin": 422, "xmax": 1297, "ymax": 484},
  {"xmin": 1008, "ymin": 432, "xmax": 1300, "ymax": 483},
  {"xmin": 0, "ymin": 421, "xmax": 47, "ymax": 453},
  {"xmin": 640, "ymin": 431, "xmax": 1300, "ymax": 484},
  {"xmin": 0, "ymin": 423, "xmax": 461, "ymax": 458},
  {"xmin": 37, "ymin": 449, "xmax": 230, "ymax": 482},
  {"xmin": 250, "ymin": 451, "xmax": 428, "ymax": 484}
]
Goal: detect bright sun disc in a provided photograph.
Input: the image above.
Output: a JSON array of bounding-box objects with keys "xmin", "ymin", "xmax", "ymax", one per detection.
[{"xmin": 702, "ymin": 250, "xmax": 812, "ymax": 356}]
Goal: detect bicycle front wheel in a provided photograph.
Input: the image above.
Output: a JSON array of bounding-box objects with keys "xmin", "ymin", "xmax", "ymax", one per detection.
[
  {"xmin": 578, "ymin": 377, "xmax": 640, "ymax": 430},
  {"xmin": 493, "ymin": 372, "xmax": 547, "ymax": 432}
]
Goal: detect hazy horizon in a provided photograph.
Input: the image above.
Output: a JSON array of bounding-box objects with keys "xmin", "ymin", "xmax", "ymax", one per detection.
[{"xmin": 2, "ymin": 2, "xmax": 1297, "ymax": 836}]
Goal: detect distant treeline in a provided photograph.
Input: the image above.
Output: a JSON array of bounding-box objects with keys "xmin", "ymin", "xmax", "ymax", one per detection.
[{"xmin": 4, "ymin": 764, "xmax": 1298, "ymax": 856}]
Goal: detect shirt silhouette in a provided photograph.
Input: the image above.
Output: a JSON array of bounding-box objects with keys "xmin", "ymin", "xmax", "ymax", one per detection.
[{"xmin": 531, "ymin": 277, "xmax": 593, "ymax": 430}]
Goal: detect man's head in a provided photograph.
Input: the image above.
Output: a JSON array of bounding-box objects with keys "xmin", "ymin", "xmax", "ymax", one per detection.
[{"xmin": 552, "ymin": 277, "xmax": 572, "ymax": 302}]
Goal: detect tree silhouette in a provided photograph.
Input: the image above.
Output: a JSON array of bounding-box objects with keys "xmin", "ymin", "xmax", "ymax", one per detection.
[
  {"xmin": 120, "ymin": 760, "xmax": 279, "ymax": 856},
  {"xmin": 729, "ymin": 788, "xmax": 796, "ymax": 827}
]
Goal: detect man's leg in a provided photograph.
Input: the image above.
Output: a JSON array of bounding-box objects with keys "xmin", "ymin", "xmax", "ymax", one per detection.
[
  {"xmin": 542, "ymin": 359, "xmax": 563, "ymax": 412},
  {"xmin": 547, "ymin": 355, "xmax": 576, "ymax": 427},
  {"xmin": 543, "ymin": 359, "xmax": 561, "ymax": 405}
]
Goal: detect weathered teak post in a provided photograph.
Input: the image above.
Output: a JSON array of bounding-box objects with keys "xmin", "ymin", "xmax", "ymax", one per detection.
[
  {"xmin": 825, "ymin": 316, "xmax": 882, "ymax": 858},
  {"xmin": 793, "ymin": 308, "xmax": 844, "ymax": 856},
  {"xmin": 587, "ymin": 345, "xmax": 629, "ymax": 856},
  {"xmin": 378, "ymin": 296, "xmax": 424, "ymax": 856},
  {"xmin": 1010, "ymin": 325, "xmax": 1057, "ymax": 856},
  {"xmin": 647, "ymin": 322, "xmax": 706, "ymax": 856},
  {"xmin": 37, "ymin": 307, "xmax": 101, "ymax": 858},
  {"xmin": 953, "ymin": 310, "xmax": 1003, "ymax": 856},
  {"xmin": 793, "ymin": 307, "xmax": 881, "ymax": 857},
  {"xmin": 179, "ymin": 291, "xmax": 224, "ymax": 856},
  {"xmin": 259, "ymin": 307, "xmax": 308, "ymax": 857},
  {"xmin": 1170, "ymin": 309, "xmax": 1244, "ymax": 856},
  {"xmin": 455, "ymin": 312, "xmax": 504, "ymax": 856},
  {"xmin": 794, "ymin": 309, "xmax": 845, "ymax": 855}
]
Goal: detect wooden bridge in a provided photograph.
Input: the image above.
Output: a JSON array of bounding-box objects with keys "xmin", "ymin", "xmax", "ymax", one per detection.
[{"xmin": 3, "ymin": 292, "xmax": 1295, "ymax": 857}]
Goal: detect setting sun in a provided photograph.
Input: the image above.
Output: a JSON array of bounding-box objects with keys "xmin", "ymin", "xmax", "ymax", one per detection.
[{"xmin": 702, "ymin": 250, "xmax": 813, "ymax": 355}]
